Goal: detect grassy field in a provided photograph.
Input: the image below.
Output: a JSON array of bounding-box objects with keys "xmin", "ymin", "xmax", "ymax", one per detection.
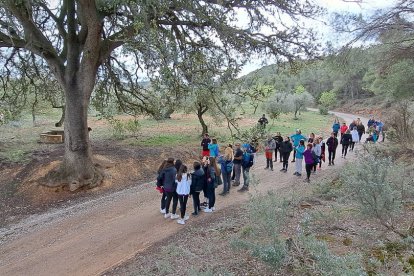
[{"xmin": 0, "ymin": 108, "xmax": 333, "ymax": 163}]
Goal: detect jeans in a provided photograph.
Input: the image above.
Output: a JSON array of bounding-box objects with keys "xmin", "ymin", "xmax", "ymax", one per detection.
[
  {"xmin": 160, "ymin": 191, "xmax": 167, "ymax": 210},
  {"xmin": 242, "ymin": 167, "xmax": 250, "ymax": 187},
  {"xmin": 295, "ymin": 158, "xmax": 303, "ymax": 174},
  {"xmin": 222, "ymin": 170, "xmax": 231, "ymax": 193},
  {"xmin": 178, "ymin": 194, "xmax": 189, "ymax": 219},
  {"xmin": 192, "ymin": 192, "xmax": 200, "ymax": 214},
  {"xmin": 165, "ymin": 191, "xmax": 178, "ymax": 214},
  {"xmin": 234, "ymin": 163, "xmax": 242, "ymax": 184}
]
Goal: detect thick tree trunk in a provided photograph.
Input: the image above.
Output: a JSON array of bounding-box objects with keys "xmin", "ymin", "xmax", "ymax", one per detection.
[{"xmin": 46, "ymin": 81, "xmax": 102, "ymax": 191}]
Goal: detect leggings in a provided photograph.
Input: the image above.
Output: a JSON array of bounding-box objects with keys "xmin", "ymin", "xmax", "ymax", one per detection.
[
  {"xmin": 192, "ymin": 192, "xmax": 201, "ymax": 214},
  {"xmin": 282, "ymin": 152, "xmax": 290, "ymax": 169},
  {"xmin": 342, "ymin": 144, "xmax": 349, "ymax": 157},
  {"xmin": 350, "ymin": 142, "xmax": 355, "ymax": 151},
  {"xmin": 305, "ymin": 164, "xmax": 313, "ymax": 179},
  {"xmin": 328, "ymin": 150, "xmax": 336, "ymax": 163},
  {"xmin": 274, "ymin": 146, "xmax": 280, "ymax": 161},
  {"xmin": 207, "ymin": 185, "xmax": 216, "ymax": 209},
  {"xmin": 358, "ymin": 132, "xmax": 363, "ymax": 142},
  {"xmin": 165, "ymin": 191, "xmax": 178, "ymax": 214},
  {"xmin": 178, "ymin": 194, "xmax": 189, "ymax": 219}
]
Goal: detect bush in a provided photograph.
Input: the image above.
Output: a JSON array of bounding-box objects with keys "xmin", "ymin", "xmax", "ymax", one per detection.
[
  {"xmin": 319, "ymin": 106, "xmax": 329, "ymax": 115},
  {"xmin": 341, "ymin": 154, "xmax": 414, "ymax": 238},
  {"xmin": 232, "ymin": 191, "xmax": 366, "ymax": 274},
  {"xmin": 108, "ymin": 117, "xmax": 141, "ymax": 139}
]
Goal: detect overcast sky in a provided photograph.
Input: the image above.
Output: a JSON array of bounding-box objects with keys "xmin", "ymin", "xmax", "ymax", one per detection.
[{"xmin": 240, "ymin": 0, "xmax": 398, "ymax": 76}]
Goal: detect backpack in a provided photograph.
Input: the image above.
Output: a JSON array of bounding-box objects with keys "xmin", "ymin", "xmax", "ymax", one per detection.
[
  {"xmin": 225, "ymin": 160, "xmax": 234, "ymax": 173},
  {"xmin": 242, "ymin": 152, "xmax": 254, "ymax": 168},
  {"xmin": 311, "ymin": 151, "xmax": 320, "ymax": 164}
]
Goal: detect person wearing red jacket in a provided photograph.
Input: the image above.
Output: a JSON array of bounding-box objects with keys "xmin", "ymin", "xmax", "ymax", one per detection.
[{"xmin": 340, "ymin": 122, "xmax": 348, "ymax": 140}]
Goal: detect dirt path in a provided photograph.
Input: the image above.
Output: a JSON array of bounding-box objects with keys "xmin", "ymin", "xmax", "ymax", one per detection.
[{"xmin": 0, "ymin": 111, "xmax": 368, "ymax": 276}]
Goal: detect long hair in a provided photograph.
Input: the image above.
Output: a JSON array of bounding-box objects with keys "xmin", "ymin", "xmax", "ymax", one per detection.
[
  {"xmin": 177, "ymin": 164, "xmax": 188, "ymax": 182},
  {"xmin": 175, "ymin": 159, "xmax": 183, "ymax": 171},
  {"xmin": 157, "ymin": 159, "xmax": 167, "ymax": 174},
  {"xmin": 209, "ymin": 157, "xmax": 220, "ymax": 176}
]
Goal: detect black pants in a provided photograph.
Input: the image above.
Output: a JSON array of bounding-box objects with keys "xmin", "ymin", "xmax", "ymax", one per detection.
[
  {"xmin": 350, "ymin": 142, "xmax": 355, "ymax": 151},
  {"xmin": 305, "ymin": 164, "xmax": 313, "ymax": 179},
  {"xmin": 207, "ymin": 185, "xmax": 215, "ymax": 209},
  {"xmin": 274, "ymin": 146, "xmax": 280, "ymax": 161},
  {"xmin": 192, "ymin": 192, "xmax": 200, "ymax": 214},
  {"xmin": 312, "ymin": 157, "xmax": 320, "ymax": 172},
  {"xmin": 160, "ymin": 191, "xmax": 167, "ymax": 210},
  {"xmin": 342, "ymin": 144, "xmax": 349, "ymax": 157},
  {"xmin": 165, "ymin": 191, "xmax": 178, "ymax": 214},
  {"xmin": 178, "ymin": 194, "xmax": 189, "ymax": 219},
  {"xmin": 266, "ymin": 158, "xmax": 273, "ymax": 169},
  {"xmin": 334, "ymin": 131, "xmax": 338, "ymax": 137},
  {"xmin": 292, "ymin": 149, "xmax": 296, "ymax": 161},
  {"xmin": 328, "ymin": 150, "xmax": 336, "ymax": 163},
  {"xmin": 282, "ymin": 152, "xmax": 290, "ymax": 169}
]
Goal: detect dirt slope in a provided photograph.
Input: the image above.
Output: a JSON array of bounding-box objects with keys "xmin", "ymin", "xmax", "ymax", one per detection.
[{"xmin": 0, "ymin": 111, "xmax": 368, "ymax": 276}]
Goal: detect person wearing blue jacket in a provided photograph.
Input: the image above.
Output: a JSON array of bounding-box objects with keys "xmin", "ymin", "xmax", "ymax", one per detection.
[
  {"xmin": 290, "ymin": 129, "xmax": 306, "ymax": 162},
  {"xmin": 332, "ymin": 119, "xmax": 340, "ymax": 137},
  {"xmin": 208, "ymin": 138, "xmax": 219, "ymax": 158},
  {"xmin": 294, "ymin": 140, "xmax": 305, "ymax": 176}
]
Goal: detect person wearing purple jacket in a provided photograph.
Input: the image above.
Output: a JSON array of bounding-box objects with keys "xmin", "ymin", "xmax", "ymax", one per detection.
[{"xmin": 303, "ymin": 143, "xmax": 314, "ymax": 183}]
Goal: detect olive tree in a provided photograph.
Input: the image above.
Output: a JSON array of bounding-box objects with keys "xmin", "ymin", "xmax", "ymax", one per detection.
[{"xmin": 0, "ymin": 0, "xmax": 321, "ymax": 190}]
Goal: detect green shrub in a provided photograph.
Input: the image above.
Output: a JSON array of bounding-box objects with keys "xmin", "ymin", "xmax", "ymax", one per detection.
[
  {"xmin": 107, "ymin": 117, "xmax": 141, "ymax": 139},
  {"xmin": 341, "ymin": 155, "xmax": 413, "ymax": 238}
]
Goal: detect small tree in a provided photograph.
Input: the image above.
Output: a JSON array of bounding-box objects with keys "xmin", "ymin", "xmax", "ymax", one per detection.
[
  {"xmin": 289, "ymin": 86, "xmax": 314, "ymax": 119},
  {"xmin": 318, "ymin": 90, "xmax": 337, "ymax": 115},
  {"xmin": 264, "ymin": 92, "xmax": 292, "ymax": 121}
]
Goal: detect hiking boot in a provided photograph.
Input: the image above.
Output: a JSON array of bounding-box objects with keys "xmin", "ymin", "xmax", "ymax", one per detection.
[
  {"xmin": 293, "ymin": 172, "xmax": 298, "ymax": 176},
  {"xmin": 238, "ymin": 186, "xmax": 249, "ymax": 192},
  {"xmin": 264, "ymin": 167, "xmax": 269, "ymax": 170},
  {"xmin": 291, "ymin": 160, "xmax": 295, "ymax": 163}
]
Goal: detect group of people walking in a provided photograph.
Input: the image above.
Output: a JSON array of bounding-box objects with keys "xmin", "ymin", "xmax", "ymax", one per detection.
[{"xmin": 155, "ymin": 115, "xmax": 379, "ymax": 225}]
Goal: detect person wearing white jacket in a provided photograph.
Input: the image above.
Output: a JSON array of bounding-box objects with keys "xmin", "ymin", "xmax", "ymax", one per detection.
[
  {"xmin": 350, "ymin": 127, "xmax": 359, "ymax": 151},
  {"xmin": 176, "ymin": 165, "xmax": 191, "ymax": 225}
]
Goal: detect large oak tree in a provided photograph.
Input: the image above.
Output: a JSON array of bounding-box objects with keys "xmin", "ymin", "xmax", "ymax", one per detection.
[{"xmin": 0, "ymin": 0, "xmax": 321, "ymax": 190}]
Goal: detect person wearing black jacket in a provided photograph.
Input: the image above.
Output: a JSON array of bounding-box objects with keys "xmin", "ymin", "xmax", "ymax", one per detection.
[
  {"xmin": 273, "ymin": 132, "xmax": 283, "ymax": 162},
  {"xmin": 341, "ymin": 130, "xmax": 353, "ymax": 158},
  {"xmin": 279, "ymin": 137, "xmax": 293, "ymax": 172},
  {"xmin": 326, "ymin": 132, "xmax": 339, "ymax": 166},
  {"xmin": 157, "ymin": 158, "xmax": 178, "ymax": 219},
  {"xmin": 200, "ymin": 133, "xmax": 211, "ymax": 157},
  {"xmin": 356, "ymin": 123, "xmax": 365, "ymax": 142},
  {"xmin": 190, "ymin": 161, "xmax": 205, "ymax": 216}
]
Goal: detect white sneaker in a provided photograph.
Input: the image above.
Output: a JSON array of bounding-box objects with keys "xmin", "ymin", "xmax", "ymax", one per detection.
[
  {"xmin": 170, "ymin": 214, "xmax": 180, "ymax": 220},
  {"xmin": 177, "ymin": 219, "xmax": 185, "ymax": 225},
  {"xmin": 160, "ymin": 208, "xmax": 166, "ymax": 214},
  {"xmin": 184, "ymin": 215, "xmax": 190, "ymax": 221},
  {"xmin": 164, "ymin": 213, "xmax": 171, "ymax": 219},
  {"xmin": 203, "ymin": 208, "xmax": 213, "ymax": 213},
  {"xmin": 211, "ymin": 207, "xmax": 216, "ymax": 211}
]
